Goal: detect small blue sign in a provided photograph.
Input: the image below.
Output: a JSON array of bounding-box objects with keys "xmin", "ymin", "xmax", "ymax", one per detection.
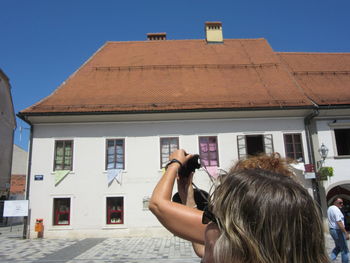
[{"xmin": 34, "ymin": 175, "xmax": 44, "ymax": 181}]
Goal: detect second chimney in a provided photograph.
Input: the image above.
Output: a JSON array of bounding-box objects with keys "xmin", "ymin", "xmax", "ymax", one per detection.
[
  {"xmin": 147, "ymin": 33, "xmax": 167, "ymax": 41},
  {"xmin": 205, "ymin": 22, "xmax": 223, "ymax": 43}
]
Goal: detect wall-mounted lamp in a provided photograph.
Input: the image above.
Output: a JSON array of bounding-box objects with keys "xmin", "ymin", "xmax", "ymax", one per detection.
[{"xmin": 318, "ymin": 143, "xmax": 329, "ymax": 163}]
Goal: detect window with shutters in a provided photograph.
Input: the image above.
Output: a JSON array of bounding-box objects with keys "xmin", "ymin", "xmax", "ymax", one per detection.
[
  {"xmin": 160, "ymin": 137, "xmax": 179, "ymax": 168},
  {"xmin": 237, "ymin": 134, "xmax": 274, "ymax": 160},
  {"xmin": 199, "ymin": 136, "xmax": 219, "ymax": 167}
]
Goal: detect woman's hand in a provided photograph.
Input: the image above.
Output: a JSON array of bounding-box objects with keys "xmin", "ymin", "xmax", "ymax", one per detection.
[{"xmin": 168, "ymin": 149, "xmax": 193, "ymax": 167}]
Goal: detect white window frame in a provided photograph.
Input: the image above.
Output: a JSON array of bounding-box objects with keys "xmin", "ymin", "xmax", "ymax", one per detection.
[
  {"xmin": 52, "ymin": 139, "xmax": 74, "ymax": 172},
  {"xmin": 50, "ymin": 195, "xmax": 73, "ymax": 229},
  {"xmin": 105, "ymin": 138, "xmax": 126, "ymax": 171},
  {"xmin": 160, "ymin": 137, "xmax": 179, "ymax": 169},
  {"xmin": 329, "ymin": 123, "xmax": 350, "ymax": 158},
  {"xmin": 103, "ymin": 195, "xmax": 127, "ymax": 229}
]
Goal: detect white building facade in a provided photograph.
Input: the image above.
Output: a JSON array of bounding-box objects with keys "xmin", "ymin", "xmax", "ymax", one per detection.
[{"xmin": 27, "ymin": 113, "xmax": 313, "ymax": 238}]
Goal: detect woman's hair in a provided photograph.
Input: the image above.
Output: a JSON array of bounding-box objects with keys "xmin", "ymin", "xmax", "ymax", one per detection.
[
  {"xmin": 210, "ymin": 154, "xmax": 328, "ymax": 263},
  {"xmin": 231, "ymin": 152, "xmax": 295, "ymax": 177}
]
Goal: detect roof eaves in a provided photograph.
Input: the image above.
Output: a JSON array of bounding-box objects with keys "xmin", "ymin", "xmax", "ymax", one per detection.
[{"xmin": 17, "ymin": 105, "xmax": 317, "ymax": 119}]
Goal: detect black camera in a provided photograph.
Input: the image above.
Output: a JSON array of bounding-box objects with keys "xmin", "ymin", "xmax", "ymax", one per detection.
[{"xmin": 178, "ymin": 154, "xmax": 201, "ymax": 177}]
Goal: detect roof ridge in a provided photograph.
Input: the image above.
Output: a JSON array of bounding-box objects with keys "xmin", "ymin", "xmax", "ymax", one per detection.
[
  {"xmin": 277, "ymin": 52, "xmax": 350, "ymax": 55},
  {"xmin": 105, "ymin": 38, "xmax": 267, "ymax": 45}
]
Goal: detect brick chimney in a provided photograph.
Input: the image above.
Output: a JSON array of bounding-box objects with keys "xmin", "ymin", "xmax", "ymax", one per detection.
[
  {"xmin": 205, "ymin": 22, "xmax": 223, "ymax": 43},
  {"xmin": 147, "ymin": 33, "xmax": 167, "ymax": 41}
]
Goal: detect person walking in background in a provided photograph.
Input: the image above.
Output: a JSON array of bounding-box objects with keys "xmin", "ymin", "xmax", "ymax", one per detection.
[{"xmin": 328, "ymin": 198, "xmax": 349, "ymax": 262}]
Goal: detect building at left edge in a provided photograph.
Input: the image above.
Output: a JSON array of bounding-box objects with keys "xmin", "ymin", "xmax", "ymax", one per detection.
[
  {"xmin": 18, "ymin": 22, "xmax": 350, "ymax": 238},
  {"xmin": 0, "ymin": 69, "xmax": 16, "ymax": 226}
]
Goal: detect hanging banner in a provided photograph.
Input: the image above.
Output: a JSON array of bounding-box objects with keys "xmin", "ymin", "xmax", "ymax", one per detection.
[
  {"xmin": 107, "ymin": 169, "xmax": 123, "ymax": 185},
  {"xmin": 54, "ymin": 170, "xmax": 70, "ymax": 186},
  {"xmin": 206, "ymin": 166, "xmax": 219, "ymax": 179}
]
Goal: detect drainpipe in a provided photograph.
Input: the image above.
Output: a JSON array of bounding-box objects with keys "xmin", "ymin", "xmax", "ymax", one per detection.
[
  {"xmin": 304, "ymin": 108, "xmax": 321, "ymax": 206},
  {"xmin": 21, "ymin": 119, "xmax": 33, "ymax": 239}
]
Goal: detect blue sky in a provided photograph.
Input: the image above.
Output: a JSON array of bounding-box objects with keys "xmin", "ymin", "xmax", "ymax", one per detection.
[{"xmin": 1, "ymin": 0, "xmax": 349, "ymax": 150}]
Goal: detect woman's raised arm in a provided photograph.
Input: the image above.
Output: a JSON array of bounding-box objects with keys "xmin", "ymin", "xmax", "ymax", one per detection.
[{"xmin": 149, "ymin": 149, "xmax": 206, "ymax": 244}]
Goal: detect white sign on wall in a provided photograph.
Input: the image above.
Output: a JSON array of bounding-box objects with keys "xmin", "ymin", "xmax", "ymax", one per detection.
[{"xmin": 3, "ymin": 200, "xmax": 29, "ymax": 217}]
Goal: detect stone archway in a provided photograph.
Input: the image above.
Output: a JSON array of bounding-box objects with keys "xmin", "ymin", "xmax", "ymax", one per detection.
[{"xmin": 326, "ymin": 183, "xmax": 350, "ymax": 230}]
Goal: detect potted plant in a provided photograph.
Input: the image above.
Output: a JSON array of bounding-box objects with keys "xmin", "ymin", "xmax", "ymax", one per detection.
[{"xmin": 318, "ymin": 166, "xmax": 334, "ymax": 180}]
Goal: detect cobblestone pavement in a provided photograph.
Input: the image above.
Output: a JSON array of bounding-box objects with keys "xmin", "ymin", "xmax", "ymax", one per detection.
[{"xmin": 0, "ymin": 225, "xmax": 346, "ymax": 263}]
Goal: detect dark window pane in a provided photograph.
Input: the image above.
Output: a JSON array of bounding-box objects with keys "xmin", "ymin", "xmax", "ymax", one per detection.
[
  {"xmin": 53, "ymin": 198, "xmax": 70, "ymax": 225},
  {"xmin": 293, "ymin": 135, "xmax": 301, "ymax": 143},
  {"xmin": 294, "ymin": 143, "xmax": 303, "ymax": 153},
  {"xmin": 285, "ymin": 143, "xmax": 294, "ymax": 154},
  {"xmin": 284, "ymin": 134, "xmax": 293, "ymax": 143},
  {"xmin": 246, "ymin": 135, "xmax": 264, "ymax": 156},
  {"xmin": 335, "ymin": 129, "xmax": 350, "ymax": 156},
  {"xmin": 283, "ymin": 134, "xmax": 304, "ymax": 161},
  {"xmin": 107, "ymin": 197, "xmax": 124, "ymax": 224}
]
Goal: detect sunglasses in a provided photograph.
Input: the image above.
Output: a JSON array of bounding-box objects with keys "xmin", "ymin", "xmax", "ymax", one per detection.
[
  {"xmin": 202, "ymin": 206, "xmax": 218, "ymax": 225},
  {"xmin": 338, "ymin": 202, "xmax": 344, "ymax": 205}
]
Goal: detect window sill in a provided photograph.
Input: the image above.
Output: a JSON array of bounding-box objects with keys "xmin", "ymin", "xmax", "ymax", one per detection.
[
  {"xmin": 103, "ymin": 170, "xmax": 126, "ymax": 173},
  {"xmin": 102, "ymin": 225, "xmax": 127, "ymax": 229},
  {"xmin": 334, "ymin": 156, "xmax": 350, "ymax": 159},
  {"xmin": 49, "ymin": 226, "xmax": 73, "ymax": 230},
  {"xmin": 51, "ymin": 171, "xmax": 75, "ymax": 175}
]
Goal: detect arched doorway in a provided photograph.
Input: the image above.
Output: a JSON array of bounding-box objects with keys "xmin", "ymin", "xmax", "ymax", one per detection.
[{"xmin": 327, "ymin": 184, "xmax": 350, "ymax": 230}]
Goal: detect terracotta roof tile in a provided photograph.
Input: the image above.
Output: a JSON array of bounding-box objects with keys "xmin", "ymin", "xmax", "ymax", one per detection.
[
  {"xmin": 278, "ymin": 53, "xmax": 350, "ymax": 105},
  {"xmin": 21, "ymin": 39, "xmax": 349, "ymax": 115}
]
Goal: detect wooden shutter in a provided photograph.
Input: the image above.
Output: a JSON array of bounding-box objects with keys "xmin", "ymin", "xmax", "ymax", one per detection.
[
  {"xmin": 263, "ymin": 134, "xmax": 274, "ymax": 154},
  {"xmin": 237, "ymin": 135, "xmax": 247, "ymax": 160}
]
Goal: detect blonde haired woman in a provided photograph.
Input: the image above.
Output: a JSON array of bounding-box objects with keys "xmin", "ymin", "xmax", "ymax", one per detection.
[{"xmin": 149, "ymin": 149, "xmax": 328, "ymax": 263}]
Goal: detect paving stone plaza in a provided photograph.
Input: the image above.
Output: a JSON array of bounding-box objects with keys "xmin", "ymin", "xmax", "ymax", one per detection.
[{"xmin": 0, "ymin": 225, "xmax": 345, "ymax": 263}]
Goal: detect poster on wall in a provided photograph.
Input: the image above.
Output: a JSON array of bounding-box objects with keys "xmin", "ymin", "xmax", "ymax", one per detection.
[{"xmin": 3, "ymin": 200, "xmax": 29, "ymax": 217}]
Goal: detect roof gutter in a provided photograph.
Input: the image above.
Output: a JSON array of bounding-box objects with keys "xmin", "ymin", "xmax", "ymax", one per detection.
[{"xmin": 17, "ymin": 105, "xmax": 316, "ymax": 119}]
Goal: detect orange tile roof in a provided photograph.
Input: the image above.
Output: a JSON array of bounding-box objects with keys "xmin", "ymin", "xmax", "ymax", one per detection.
[
  {"xmin": 278, "ymin": 53, "xmax": 350, "ymax": 105},
  {"xmin": 20, "ymin": 39, "xmax": 350, "ymax": 115}
]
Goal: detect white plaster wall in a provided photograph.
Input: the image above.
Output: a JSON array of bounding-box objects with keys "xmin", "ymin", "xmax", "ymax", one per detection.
[
  {"xmin": 12, "ymin": 145, "xmax": 28, "ymax": 175},
  {"xmin": 28, "ymin": 117, "xmax": 312, "ymax": 238},
  {"xmin": 0, "ymin": 74, "xmax": 15, "ymax": 196},
  {"xmin": 316, "ymin": 120, "xmax": 350, "ymax": 193}
]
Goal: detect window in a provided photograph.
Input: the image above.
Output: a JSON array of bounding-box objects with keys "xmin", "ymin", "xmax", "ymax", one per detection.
[
  {"xmin": 53, "ymin": 198, "xmax": 70, "ymax": 225},
  {"xmin": 199, "ymin": 136, "xmax": 219, "ymax": 167},
  {"xmin": 106, "ymin": 197, "xmax": 124, "ymax": 224},
  {"xmin": 237, "ymin": 134, "xmax": 274, "ymax": 160},
  {"xmin": 334, "ymin": 129, "xmax": 350, "ymax": 156},
  {"xmin": 106, "ymin": 139, "xmax": 125, "ymax": 170},
  {"xmin": 284, "ymin": 134, "xmax": 304, "ymax": 161},
  {"xmin": 54, "ymin": 140, "xmax": 73, "ymax": 171},
  {"xmin": 160, "ymin": 137, "xmax": 179, "ymax": 168}
]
